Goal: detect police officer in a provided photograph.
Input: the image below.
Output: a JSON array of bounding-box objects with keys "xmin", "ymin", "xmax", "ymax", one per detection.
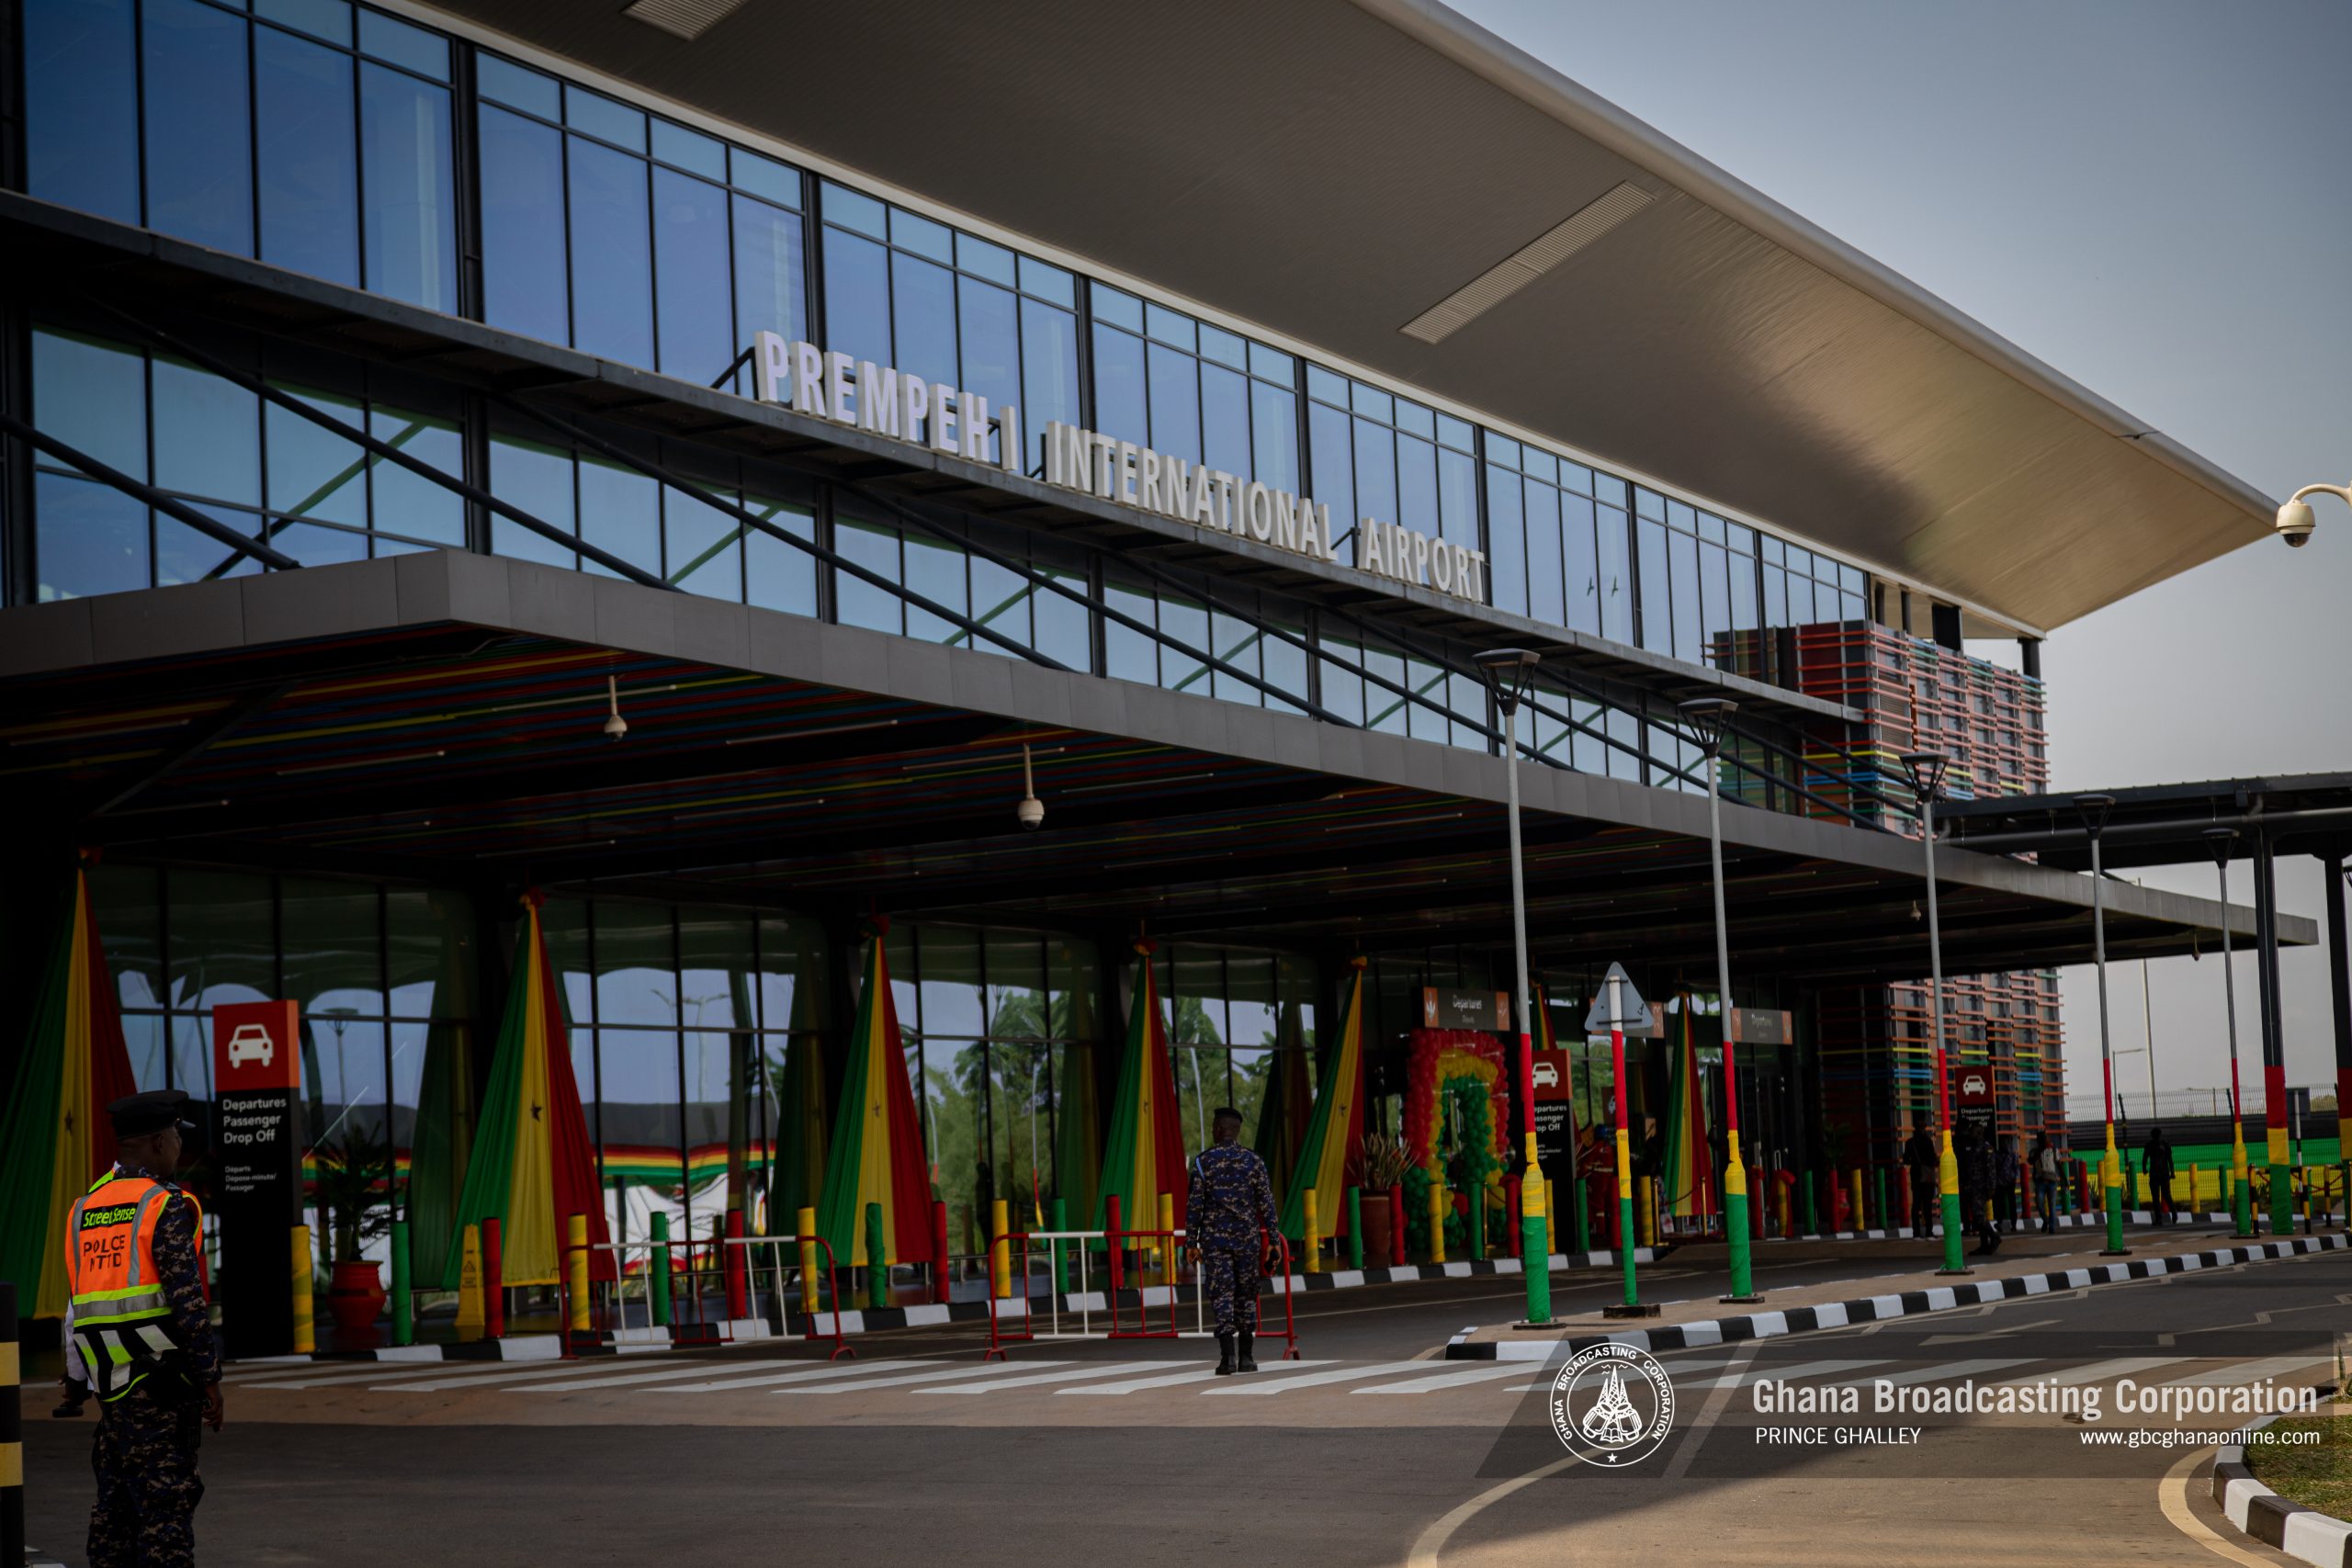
[
  {"xmin": 1183, "ymin": 1107, "xmax": 1279, "ymax": 1375},
  {"xmin": 66, "ymin": 1089, "xmax": 223, "ymax": 1566},
  {"xmin": 1903, "ymin": 1123, "xmax": 1939, "ymax": 1241}
]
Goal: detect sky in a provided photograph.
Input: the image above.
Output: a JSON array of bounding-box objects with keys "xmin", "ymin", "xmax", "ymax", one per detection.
[{"xmin": 1453, "ymin": 0, "xmax": 2352, "ymax": 1113}]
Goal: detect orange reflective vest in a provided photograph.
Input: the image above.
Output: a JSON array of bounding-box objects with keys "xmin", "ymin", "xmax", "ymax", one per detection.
[{"xmin": 65, "ymin": 1170, "xmax": 206, "ymax": 1402}]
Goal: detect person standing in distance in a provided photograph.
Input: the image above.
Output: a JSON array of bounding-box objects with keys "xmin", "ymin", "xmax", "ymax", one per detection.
[
  {"xmin": 66, "ymin": 1089, "xmax": 223, "ymax": 1566},
  {"xmin": 1184, "ymin": 1107, "xmax": 1279, "ymax": 1375}
]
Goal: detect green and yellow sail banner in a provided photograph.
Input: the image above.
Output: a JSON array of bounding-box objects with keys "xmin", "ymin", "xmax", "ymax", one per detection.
[
  {"xmin": 766, "ymin": 972, "xmax": 829, "ymax": 1224},
  {"xmin": 1253, "ymin": 1002, "xmax": 1312, "ymax": 1208},
  {"xmin": 1661, "ymin": 998, "xmax": 1714, "ymax": 1220},
  {"xmin": 0, "ymin": 863, "xmax": 139, "ymax": 1318},
  {"xmin": 1279, "ymin": 957, "xmax": 1367, "ymax": 1240},
  {"xmin": 1095, "ymin": 941, "xmax": 1187, "ymax": 1235},
  {"xmin": 815, "ymin": 919, "xmax": 932, "ymax": 1268},
  {"xmin": 441, "ymin": 891, "xmax": 611, "ymax": 1287}
]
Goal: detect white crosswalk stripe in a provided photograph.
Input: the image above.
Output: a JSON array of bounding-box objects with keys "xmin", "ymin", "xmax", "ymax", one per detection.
[
  {"xmin": 2003, "ymin": 1357, "xmax": 2183, "ymax": 1385},
  {"xmin": 519, "ymin": 1359, "xmax": 858, "ymax": 1393},
  {"xmin": 775, "ymin": 1360, "xmax": 1072, "ymax": 1394},
  {"xmin": 1860, "ymin": 1359, "xmax": 2033, "ymax": 1388},
  {"xmin": 933, "ymin": 1360, "xmax": 1170, "ymax": 1393},
  {"xmin": 1353, "ymin": 1361, "xmax": 1555, "ymax": 1394},
  {"xmin": 1057, "ymin": 1360, "xmax": 1340, "ymax": 1395},
  {"xmin": 1682, "ymin": 1359, "xmax": 1888, "ymax": 1391},
  {"xmin": 2171, "ymin": 1355, "xmax": 2327, "ymax": 1388},
  {"xmin": 374, "ymin": 1361, "xmax": 701, "ymax": 1393},
  {"xmin": 237, "ymin": 1363, "xmax": 523, "ymax": 1391},
  {"xmin": 647, "ymin": 1359, "xmax": 926, "ymax": 1393},
  {"xmin": 1201, "ymin": 1359, "xmax": 1435, "ymax": 1396}
]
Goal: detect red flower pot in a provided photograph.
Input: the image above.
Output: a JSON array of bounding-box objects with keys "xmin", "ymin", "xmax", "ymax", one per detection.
[
  {"xmin": 1361, "ymin": 1195, "xmax": 1395, "ymax": 1269},
  {"xmin": 325, "ymin": 1258, "xmax": 387, "ymax": 1345}
]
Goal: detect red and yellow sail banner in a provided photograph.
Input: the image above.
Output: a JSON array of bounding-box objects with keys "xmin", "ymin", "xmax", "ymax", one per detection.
[
  {"xmin": 816, "ymin": 920, "xmax": 932, "ymax": 1268},
  {"xmin": 443, "ymin": 891, "xmax": 612, "ymax": 1286},
  {"xmin": 1661, "ymin": 998, "xmax": 1714, "ymax": 1221},
  {"xmin": 1279, "ymin": 957, "xmax": 1367, "ymax": 1240},
  {"xmin": 0, "ymin": 863, "xmax": 139, "ymax": 1318},
  {"xmin": 1095, "ymin": 941, "xmax": 1187, "ymax": 1234}
]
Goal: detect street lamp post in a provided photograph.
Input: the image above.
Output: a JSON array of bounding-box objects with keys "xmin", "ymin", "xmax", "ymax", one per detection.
[
  {"xmin": 2076, "ymin": 794, "xmax": 2131, "ymax": 1257},
  {"xmin": 2206, "ymin": 829, "xmax": 2256, "ymax": 1235},
  {"xmin": 1475, "ymin": 648, "xmax": 1552, "ymax": 1326},
  {"xmin": 1899, "ymin": 752, "xmax": 1968, "ymax": 1276},
  {"xmin": 1679, "ymin": 698, "xmax": 1759, "ymax": 1303}
]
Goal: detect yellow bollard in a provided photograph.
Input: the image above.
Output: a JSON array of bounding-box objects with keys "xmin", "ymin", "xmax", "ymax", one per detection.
[
  {"xmin": 1158, "ymin": 1192, "xmax": 1177, "ymax": 1281},
  {"xmin": 1544, "ymin": 1177, "xmax": 1557, "ymax": 1258},
  {"xmin": 990, "ymin": 1198, "xmax": 1012, "ymax": 1298},
  {"xmin": 567, "ymin": 1213, "xmax": 591, "ymax": 1337},
  {"xmin": 455, "ymin": 1223, "xmax": 483, "ymax": 1340},
  {"xmin": 796, "ymin": 1206, "xmax": 820, "ymax": 1315},
  {"xmin": 1850, "ymin": 1168, "xmax": 1866, "ymax": 1232},
  {"xmin": 1637, "ymin": 1177, "xmax": 1657, "ymax": 1247},
  {"xmin": 1304, "ymin": 1190, "xmax": 1321, "ymax": 1274},
  {"xmin": 290, "ymin": 1224, "xmax": 315, "ymax": 1355},
  {"xmin": 1429, "ymin": 1180, "xmax": 1447, "ymax": 1265}
]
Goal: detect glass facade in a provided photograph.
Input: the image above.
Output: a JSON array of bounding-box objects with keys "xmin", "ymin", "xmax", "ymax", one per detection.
[{"xmin": 13, "ymin": 0, "xmax": 1895, "ymax": 807}]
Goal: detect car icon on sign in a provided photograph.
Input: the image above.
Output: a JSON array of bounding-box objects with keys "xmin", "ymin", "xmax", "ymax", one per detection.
[
  {"xmin": 227, "ymin": 1023, "xmax": 276, "ymax": 1069},
  {"xmin": 1532, "ymin": 1060, "xmax": 1560, "ymax": 1089},
  {"xmin": 1959, "ymin": 1072, "xmax": 1987, "ymax": 1097}
]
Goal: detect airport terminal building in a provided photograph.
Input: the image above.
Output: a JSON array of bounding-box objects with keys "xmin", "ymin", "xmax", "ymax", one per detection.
[{"xmin": 0, "ymin": 1, "xmax": 2309, "ymax": 1298}]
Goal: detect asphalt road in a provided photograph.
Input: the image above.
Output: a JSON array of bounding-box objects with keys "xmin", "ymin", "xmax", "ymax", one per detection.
[{"xmin": 19, "ymin": 1228, "xmax": 2342, "ymax": 1568}]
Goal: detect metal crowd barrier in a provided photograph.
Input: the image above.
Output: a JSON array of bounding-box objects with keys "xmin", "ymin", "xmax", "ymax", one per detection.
[
  {"xmin": 558, "ymin": 1232, "xmax": 854, "ymax": 1361},
  {"xmin": 982, "ymin": 1225, "xmax": 1299, "ymax": 1363}
]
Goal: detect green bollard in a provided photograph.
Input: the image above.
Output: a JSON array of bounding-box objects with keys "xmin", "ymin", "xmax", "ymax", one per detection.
[
  {"xmin": 1346, "ymin": 1187, "xmax": 1363, "ymax": 1270},
  {"xmin": 1938, "ymin": 1131, "xmax": 1968, "ymax": 1275},
  {"xmin": 649, "ymin": 1212, "xmax": 673, "ymax": 1327},
  {"xmin": 1799, "ymin": 1169, "xmax": 1815, "ymax": 1235},
  {"xmin": 2267, "ymin": 1133, "xmax": 2292, "ymax": 1238},
  {"xmin": 390, "ymin": 1214, "xmax": 413, "ymax": 1348},
  {"xmin": 1873, "ymin": 1166, "xmax": 1889, "ymax": 1233},
  {"xmin": 1522, "ymin": 1171, "xmax": 1553, "ymax": 1325},
  {"xmin": 865, "ymin": 1201, "xmax": 888, "ymax": 1311},
  {"xmin": 1573, "ymin": 1175, "xmax": 1591, "ymax": 1255},
  {"xmin": 1051, "ymin": 1198, "xmax": 1069, "ymax": 1296}
]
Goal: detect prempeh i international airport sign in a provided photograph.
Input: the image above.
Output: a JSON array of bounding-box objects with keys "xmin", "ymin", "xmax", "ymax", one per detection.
[{"xmin": 750, "ymin": 332, "xmax": 1487, "ymax": 605}]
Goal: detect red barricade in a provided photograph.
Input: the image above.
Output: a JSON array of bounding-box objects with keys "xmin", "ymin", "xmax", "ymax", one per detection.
[
  {"xmin": 558, "ymin": 1232, "xmax": 856, "ymax": 1361},
  {"xmin": 983, "ymin": 1225, "xmax": 1301, "ymax": 1363}
]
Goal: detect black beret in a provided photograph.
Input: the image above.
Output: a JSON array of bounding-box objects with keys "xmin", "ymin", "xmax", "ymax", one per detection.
[
  {"xmin": 1212, "ymin": 1106, "xmax": 1244, "ymax": 1122},
  {"xmin": 108, "ymin": 1089, "xmax": 195, "ymax": 1139}
]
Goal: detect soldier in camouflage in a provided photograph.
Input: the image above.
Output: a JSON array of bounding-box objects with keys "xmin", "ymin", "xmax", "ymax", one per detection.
[
  {"xmin": 76, "ymin": 1090, "xmax": 223, "ymax": 1568},
  {"xmin": 1183, "ymin": 1107, "xmax": 1279, "ymax": 1375}
]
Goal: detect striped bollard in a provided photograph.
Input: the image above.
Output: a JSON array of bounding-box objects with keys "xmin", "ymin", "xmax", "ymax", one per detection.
[
  {"xmin": 2, "ymin": 1281, "xmax": 23, "ymax": 1568},
  {"xmin": 650, "ymin": 1212, "xmax": 673, "ymax": 1328},
  {"xmin": 291, "ymin": 1224, "xmax": 316, "ymax": 1355}
]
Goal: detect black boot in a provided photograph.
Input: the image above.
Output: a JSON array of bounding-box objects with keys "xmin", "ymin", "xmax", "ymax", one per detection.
[
  {"xmin": 1238, "ymin": 1332, "xmax": 1257, "ymax": 1372},
  {"xmin": 1215, "ymin": 1333, "xmax": 1237, "ymax": 1376}
]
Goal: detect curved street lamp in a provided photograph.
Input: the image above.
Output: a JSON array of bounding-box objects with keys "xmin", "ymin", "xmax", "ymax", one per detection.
[
  {"xmin": 1899, "ymin": 751, "xmax": 1968, "ymax": 1275},
  {"xmin": 1474, "ymin": 647, "xmax": 1552, "ymax": 1327},
  {"xmin": 1677, "ymin": 697, "xmax": 1759, "ymax": 1303},
  {"xmin": 2203, "ymin": 829, "xmax": 2256, "ymax": 1237},
  {"xmin": 2075, "ymin": 793, "xmax": 2131, "ymax": 1257}
]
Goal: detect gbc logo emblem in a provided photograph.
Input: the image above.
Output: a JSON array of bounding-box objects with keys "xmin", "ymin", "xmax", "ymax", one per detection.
[{"xmin": 1547, "ymin": 1342, "xmax": 1676, "ymax": 1466}]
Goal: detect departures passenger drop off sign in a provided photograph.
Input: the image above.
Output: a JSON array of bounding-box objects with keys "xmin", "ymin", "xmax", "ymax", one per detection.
[{"xmin": 211, "ymin": 998, "xmax": 305, "ymax": 1357}]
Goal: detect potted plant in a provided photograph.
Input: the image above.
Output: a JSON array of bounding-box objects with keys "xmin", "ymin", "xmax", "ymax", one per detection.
[
  {"xmin": 1358, "ymin": 1134, "xmax": 1409, "ymax": 1269},
  {"xmin": 313, "ymin": 1128, "xmax": 394, "ymax": 1343}
]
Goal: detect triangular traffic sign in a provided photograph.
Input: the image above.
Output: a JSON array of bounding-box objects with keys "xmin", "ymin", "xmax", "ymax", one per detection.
[{"xmin": 1583, "ymin": 963, "xmax": 1652, "ymax": 1032}]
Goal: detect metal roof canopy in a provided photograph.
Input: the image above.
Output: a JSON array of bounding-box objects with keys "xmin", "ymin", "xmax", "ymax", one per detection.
[
  {"xmin": 0, "ymin": 550, "xmax": 2306, "ymax": 987},
  {"xmin": 1938, "ymin": 775, "xmax": 2352, "ymax": 874},
  {"xmin": 391, "ymin": 0, "xmax": 2278, "ymax": 636}
]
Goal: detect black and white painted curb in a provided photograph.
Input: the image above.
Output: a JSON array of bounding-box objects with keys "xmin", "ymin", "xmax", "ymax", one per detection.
[
  {"xmin": 1782, "ymin": 1210, "xmax": 2233, "ymax": 1241},
  {"xmin": 231, "ymin": 1245, "xmax": 1664, "ymax": 1363},
  {"xmin": 1442, "ymin": 1231, "xmax": 2352, "ymax": 1361},
  {"xmin": 2214, "ymin": 1404, "xmax": 2352, "ymax": 1568}
]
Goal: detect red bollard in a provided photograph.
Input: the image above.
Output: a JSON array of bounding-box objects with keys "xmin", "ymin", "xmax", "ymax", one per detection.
[
  {"xmin": 1607, "ymin": 1175, "xmax": 1624, "ymax": 1248},
  {"xmin": 481, "ymin": 1216, "xmax": 505, "ymax": 1339},
  {"xmin": 1751, "ymin": 1167, "xmax": 1766, "ymax": 1240},
  {"xmin": 930, "ymin": 1200, "xmax": 951, "ymax": 1305},
  {"xmin": 723, "ymin": 1208, "xmax": 748, "ymax": 1321},
  {"xmin": 1106, "ymin": 1194, "xmax": 1125, "ymax": 1296}
]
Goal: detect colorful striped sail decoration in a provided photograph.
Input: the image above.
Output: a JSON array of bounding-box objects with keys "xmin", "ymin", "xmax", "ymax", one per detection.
[
  {"xmin": 1278, "ymin": 957, "xmax": 1367, "ymax": 1242},
  {"xmin": 815, "ymin": 919, "xmax": 933, "ymax": 1269},
  {"xmin": 1094, "ymin": 941, "xmax": 1188, "ymax": 1239}
]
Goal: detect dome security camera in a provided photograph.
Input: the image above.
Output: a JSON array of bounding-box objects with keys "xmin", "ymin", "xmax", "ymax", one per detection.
[
  {"xmin": 1016, "ymin": 795, "xmax": 1045, "ymax": 830},
  {"xmin": 2275, "ymin": 499, "xmax": 2315, "ymax": 548}
]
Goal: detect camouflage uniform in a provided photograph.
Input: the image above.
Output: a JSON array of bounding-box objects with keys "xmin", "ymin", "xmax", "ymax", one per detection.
[
  {"xmin": 88, "ymin": 1163, "xmax": 218, "ymax": 1568},
  {"xmin": 1184, "ymin": 1143, "xmax": 1278, "ymax": 1337}
]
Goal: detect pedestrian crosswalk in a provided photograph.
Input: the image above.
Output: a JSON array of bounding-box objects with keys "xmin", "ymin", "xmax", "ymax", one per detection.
[{"xmin": 220, "ymin": 1348, "xmax": 2332, "ymax": 1404}]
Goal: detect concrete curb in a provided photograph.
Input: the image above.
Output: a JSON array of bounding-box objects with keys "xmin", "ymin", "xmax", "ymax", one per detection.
[
  {"xmin": 1441, "ymin": 1231, "xmax": 2351, "ymax": 1360},
  {"xmin": 2212, "ymin": 1404, "xmax": 2352, "ymax": 1568},
  {"xmin": 1783, "ymin": 1211, "xmax": 2232, "ymax": 1241},
  {"xmin": 232, "ymin": 1245, "xmax": 1664, "ymax": 1362}
]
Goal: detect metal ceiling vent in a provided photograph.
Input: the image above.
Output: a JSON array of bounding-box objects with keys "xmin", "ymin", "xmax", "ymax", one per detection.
[
  {"xmin": 1400, "ymin": 181, "xmax": 1654, "ymax": 344},
  {"xmin": 620, "ymin": 0, "xmax": 749, "ymax": 41}
]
